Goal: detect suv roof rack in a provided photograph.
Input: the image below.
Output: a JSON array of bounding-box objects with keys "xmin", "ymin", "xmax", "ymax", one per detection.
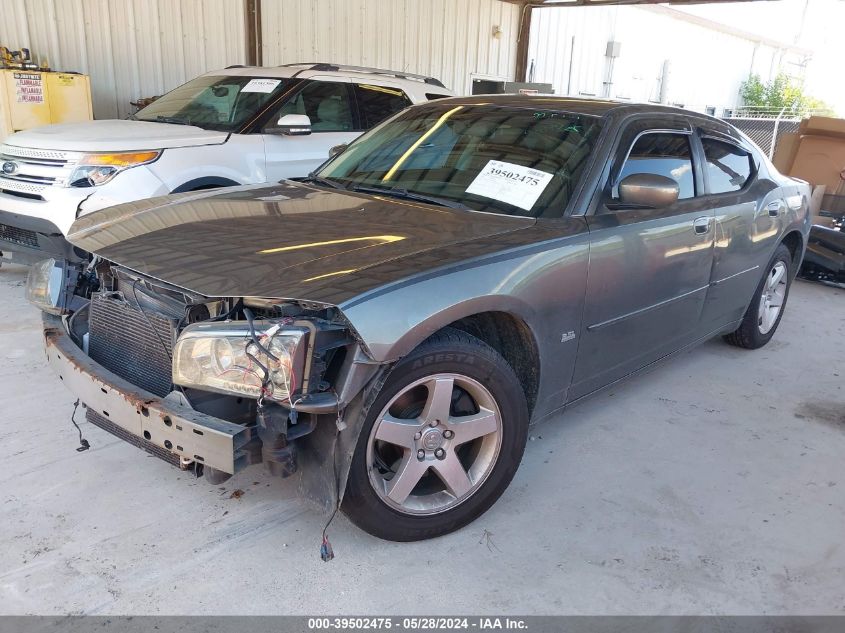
[{"xmin": 281, "ymin": 62, "xmax": 446, "ymax": 88}]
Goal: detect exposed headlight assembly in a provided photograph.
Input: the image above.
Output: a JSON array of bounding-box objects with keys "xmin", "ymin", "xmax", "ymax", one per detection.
[
  {"xmin": 68, "ymin": 151, "xmax": 161, "ymax": 187},
  {"xmin": 172, "ymin": 321, "xmax": 309, "ymax": 402},
  {"xmin": 26, "ymin": 258, "xmax": 87, "ymax": 315}
]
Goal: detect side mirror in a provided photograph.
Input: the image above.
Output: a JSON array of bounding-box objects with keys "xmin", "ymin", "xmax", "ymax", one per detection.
[
  {"xmin": 617, "ymin": 173, "xmax": 679, "ymax": 208},
  {"xmin": 328, "ymin": 143, "xmax": 348, "ymax": 158},
  {"xmin": 269, "ymin": 114, "xmax": 312, "ymax": 136}
]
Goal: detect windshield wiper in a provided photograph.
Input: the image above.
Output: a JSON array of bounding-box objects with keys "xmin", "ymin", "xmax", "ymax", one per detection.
[
  {"xmin": 350, "ymin": 184, "xmax": 468, "ymax": 210},
  {"xmin": 154, "ymin": 115, "xmax": 193, "ymax": 126},
  {"xmin": 299, "ymin": 173, "xmax": 348, "ymax": 190}
]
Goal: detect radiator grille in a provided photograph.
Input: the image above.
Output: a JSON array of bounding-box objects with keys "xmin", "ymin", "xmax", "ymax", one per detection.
[
  {"xmin": 88, "ymin": 293, "xmax": 175, "ymax": 397},
  {"xmin": 86, "ymin": 409, "xmax": 181, "ymax": 468},
  {"xmin": 0, "ymin": 223, "xmax": 39, "ymax": 247}
]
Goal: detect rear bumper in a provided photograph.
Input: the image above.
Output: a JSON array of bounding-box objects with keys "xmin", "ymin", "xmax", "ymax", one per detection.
[{"xmin": 43, "ymin": 313, "xmax": 252, "ymax": 474}]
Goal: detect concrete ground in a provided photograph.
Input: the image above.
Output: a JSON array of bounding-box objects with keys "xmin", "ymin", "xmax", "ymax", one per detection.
[{"xmin": 0, "ymin": 261, "xmax": 842, "ymax": 615}]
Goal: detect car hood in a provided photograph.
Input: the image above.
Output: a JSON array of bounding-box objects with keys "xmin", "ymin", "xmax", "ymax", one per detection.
[
  {"xmin": 4, "ymin": 120, "xmax": 228, "ymax": 153},
  {"xmin": 67, "ymin": 181, "xmax": 535, "ymax": 303}
]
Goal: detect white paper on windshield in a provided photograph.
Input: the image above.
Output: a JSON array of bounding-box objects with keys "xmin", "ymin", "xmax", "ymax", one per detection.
[
  {"xmin": 465, "ymin": 160, "xmax": 553, "ymax": 211},
  {"xmin": 242, "ymin": 78, "xmax": 281, "ymax": 93}
]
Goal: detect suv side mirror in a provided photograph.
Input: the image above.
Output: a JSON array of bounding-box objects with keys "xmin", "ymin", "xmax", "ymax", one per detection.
[
  {"xmin": 617, "ymin": 173, "xmax": 679, "ymax": 208},
  {"xmin": 268, "ymin": 114, "xmax": 312, "ymax": 136},
  {"xmin": 329, "ymin": 143, "xmax": 348, "ymax": 158}
]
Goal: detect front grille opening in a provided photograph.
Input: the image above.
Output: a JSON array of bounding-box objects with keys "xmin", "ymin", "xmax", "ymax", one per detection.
[
  {"xmin": 0, "ymin": 189, "xmax": 44, "ymax": 201},
  {"xmin": 0, "ymin": 223, "xmax": 39, "ymax": 247}
]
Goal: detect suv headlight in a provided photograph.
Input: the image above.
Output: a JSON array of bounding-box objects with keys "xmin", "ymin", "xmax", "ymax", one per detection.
[
  {"xmin": 173, "ymin": 321, "xmax": 309, "ymax": 402},
  {"xmin": 26, "ymin": 258, "xmax": 80, "ymax": 315},
  {"xmin": 68, "ymin": 151, "xmax": 160, "ymax": 187}
]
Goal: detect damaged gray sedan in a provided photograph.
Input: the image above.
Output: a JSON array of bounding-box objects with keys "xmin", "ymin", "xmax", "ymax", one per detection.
[{"xmin": 27, "ymin": 96, "xmax": 810, "ymax": 541}]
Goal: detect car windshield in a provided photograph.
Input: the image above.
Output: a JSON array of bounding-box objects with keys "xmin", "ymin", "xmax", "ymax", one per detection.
[
  {"xmin": 317, "ymin": 103, "xmax": 603, "ymax": 217},
  {"xmin": 134, "ymin": 75, "xmax": 289, "ymax": 132}
]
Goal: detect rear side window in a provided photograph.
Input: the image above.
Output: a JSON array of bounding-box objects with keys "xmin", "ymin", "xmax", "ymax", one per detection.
[
  {"xmin": 617, "ymin": 132, "xmax": 695, "ymax": 199},
  {"xmin": 354, "ymin": 84, "xmax": 412, "ymax": 128},
  {"xmin": 702, "ymin": 137, "xmax": 753, "ymax": 194},
  {"xmin": 425, "ymin": 93, "xmax": 452, "ymax": 100}
]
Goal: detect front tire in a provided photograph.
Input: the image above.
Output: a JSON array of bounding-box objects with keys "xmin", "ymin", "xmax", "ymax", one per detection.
[
  {"xmin": 724, "ymin": 243, "xmax": 793, "ymax": 349},
  {"xmin": 342, "ymin": 328, "xmax": 529, "ymax": 541}
]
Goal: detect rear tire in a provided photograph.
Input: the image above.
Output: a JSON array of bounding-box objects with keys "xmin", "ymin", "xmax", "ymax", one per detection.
[
  {"xmin": 724, "ymin": 243, "xmax": 793, "ymax": 349},
  {"xmin": 342, "ymin": 328, "xmax": 529, "ymax": 541}
]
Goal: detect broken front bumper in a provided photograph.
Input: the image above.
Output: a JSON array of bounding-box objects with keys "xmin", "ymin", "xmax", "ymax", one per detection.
[{"xmin": 42, "ymin": 313, "xmax": 252, "ymax": 474}]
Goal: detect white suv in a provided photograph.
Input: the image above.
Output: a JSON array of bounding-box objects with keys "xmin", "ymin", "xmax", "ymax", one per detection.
[{"xmin": 0, "ymin": 63, "xmax": 452, "ymax": 264}]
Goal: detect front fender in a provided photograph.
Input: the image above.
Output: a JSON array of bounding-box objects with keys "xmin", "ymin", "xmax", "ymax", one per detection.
[
  {"xmin": 338, "ymin": 222, "xmax": 592, "ymax": 420},
  {"xmin": 347, "ymin": 292, "xmax": 539, "ymax": 363}
]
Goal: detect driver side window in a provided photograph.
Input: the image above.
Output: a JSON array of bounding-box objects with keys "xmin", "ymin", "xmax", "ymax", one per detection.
[
  {"xmin": 268, "ymin": 81, "xmax": 354, "ymax": 133},
  {"xmin": 616, "ymin": 132, "xmax": 696, "ymax": 200}
]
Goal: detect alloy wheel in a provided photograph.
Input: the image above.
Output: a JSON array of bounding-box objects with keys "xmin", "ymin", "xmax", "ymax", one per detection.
[
  {"xmin": 366, "ymin": 373, "xmax": 503, "ymax": 515},
  {"xmin": 758, "ymin": 261, "xmax": 787, "ymax": 335}
]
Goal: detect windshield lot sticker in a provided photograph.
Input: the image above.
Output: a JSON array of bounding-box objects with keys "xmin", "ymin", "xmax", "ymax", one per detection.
[
  {"xmin": 466, "ymin": 160, "xmax": 553, "ymax": 211},
  {"xmin": 242, "ymin": 78, "xmax": 281, "ymax": 93}
]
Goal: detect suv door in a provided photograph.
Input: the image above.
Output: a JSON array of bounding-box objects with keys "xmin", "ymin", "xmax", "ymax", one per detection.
[
  {"xmin": 262, "ymin": 79, "xmax": 360, "ymax": 180},
  {"xmin": 569, "ymin": 119, "xmax": 715, "ymax": 400}
]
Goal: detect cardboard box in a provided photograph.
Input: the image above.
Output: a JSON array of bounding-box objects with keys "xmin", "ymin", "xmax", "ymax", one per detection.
[
  {"xmin": 773, "ymin": 132, "xmax": 800, "ymax": 173},
  {"xmin": 788, "ymin": 134, "xmax": 845, "ymax": 191},
  {"xmin": 799, "ymin": 116, "xmax": 845, "ymax": 140},
  {"xmin": 774, "ymin": 116, "xmax": 845, "ymax": 191}
]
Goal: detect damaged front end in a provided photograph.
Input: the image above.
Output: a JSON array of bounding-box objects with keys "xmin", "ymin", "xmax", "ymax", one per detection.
[{"xmin": 31, "ymin": 257, "xmax": 385, "ymax": 509}]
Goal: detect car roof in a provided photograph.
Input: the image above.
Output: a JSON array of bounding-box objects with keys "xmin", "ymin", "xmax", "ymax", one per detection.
[
  {"xmin": 202, "ymin": 63, "xmax": 454, "ymax": 93},
  {"xmin": 417, "ymin": 94, "xmax": 721, "ymax": 122}
]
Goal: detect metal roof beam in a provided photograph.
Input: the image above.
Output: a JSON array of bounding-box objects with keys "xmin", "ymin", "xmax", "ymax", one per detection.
[{"xmin": 500, "ymin": 0, "xmax": 776, "ymax": 6}]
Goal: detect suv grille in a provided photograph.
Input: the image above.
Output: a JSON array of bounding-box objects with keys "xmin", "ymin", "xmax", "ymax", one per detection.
[
  {"xmin": 88, "ymin": 293, "xmax": 176, "ymax": 398},
  {"xmin": 0, "ymin": 145, "xmax": 82, "ymax": 194},
  {"xmin": 0, "ymin": 223, "xmax": 39, "ymax": 248}
]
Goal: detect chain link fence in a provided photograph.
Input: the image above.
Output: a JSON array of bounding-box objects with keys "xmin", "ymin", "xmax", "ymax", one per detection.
[{"xmin": 720, "ymin": 116, "xmax": 801, "ymax": 158}]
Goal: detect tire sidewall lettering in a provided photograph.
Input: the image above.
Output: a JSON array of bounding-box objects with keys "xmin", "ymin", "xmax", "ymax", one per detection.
[{"xmin": 411, "ymin": 353, "xmax": 476, "ymax": 370}]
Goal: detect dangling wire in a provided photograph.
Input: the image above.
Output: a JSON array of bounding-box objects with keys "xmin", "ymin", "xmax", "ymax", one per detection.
[
  {"xmin": 243, "ymin": 307, "xmax": 279, "ymax": 362},
  {"xmin": 69, "ymin": 399, "xmax": 90, "ymax": 452},
  {"xmin": 320, "ymin": 395, "xmax": 343, "ymax": 562}
]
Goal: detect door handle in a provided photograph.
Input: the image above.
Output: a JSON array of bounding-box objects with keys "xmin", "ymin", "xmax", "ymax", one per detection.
[
  {"xmin": 767, "ymin": 200, "xmax": 784, "ymax": 217},
  {"xmin": 693, "ymin": 216, "xmax": 712, "ymax": 235}
]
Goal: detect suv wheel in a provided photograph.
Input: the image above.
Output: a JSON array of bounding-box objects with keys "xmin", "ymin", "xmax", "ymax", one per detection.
[
  {"xmin": 342, "ymin": 328, "xmax": 529, "ymax": 541},
  {"xmin": 724, "ymin": 243, "xmax": 793, "ymax": 349}
]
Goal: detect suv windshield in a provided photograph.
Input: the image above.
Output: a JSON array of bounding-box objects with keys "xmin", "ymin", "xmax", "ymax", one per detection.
[
  {"xmin": 135, "ymin": 75, "xmax": 289, "ymax": 132},
  {"xmin": 318, "ymin": 103, "xmax": 603, "ymax": 217}
]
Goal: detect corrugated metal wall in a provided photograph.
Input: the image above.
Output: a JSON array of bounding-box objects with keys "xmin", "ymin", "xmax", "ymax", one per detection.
[
  {"xmin": 0, "ymin": 0, "xmax": 247, "ymax": 120},
  {"xmin": 1, "ymin": 0, "xmax": 519, "ymax": 121},
  {"xmin": 527, "ymin": 5, "xmax": 796, "ymax": 113},
  {"xmin": 260, "ymin": 0, "xmax": 520, "ymax": 95}
]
